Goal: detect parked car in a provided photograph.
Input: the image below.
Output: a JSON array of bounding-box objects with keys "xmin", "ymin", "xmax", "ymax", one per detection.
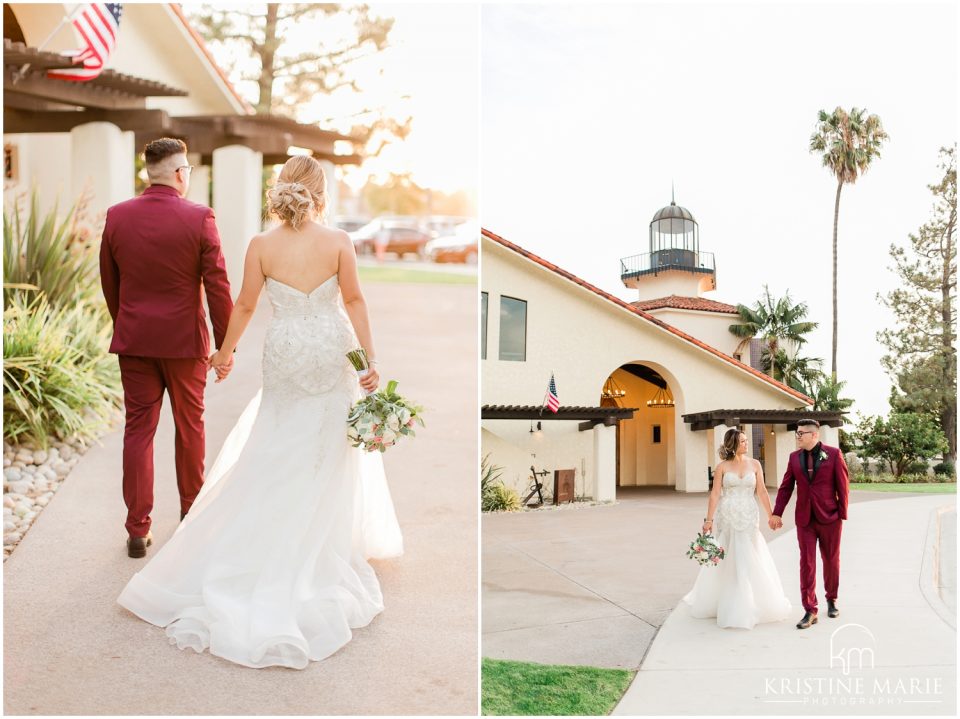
[
  {"xmin": 333, "ymin": 215, "xmax": 370, "ymax": 233},
  {"xmin": 420, "ymin": 215, "xmax": 471, "ymax": 239},
  {"xmin": 349, "ymin": 218, "xmax": 431, "ymax": 258},
  {"xmin": 425, "ymin": 221, "xmax": 478, "ymax": 264}
]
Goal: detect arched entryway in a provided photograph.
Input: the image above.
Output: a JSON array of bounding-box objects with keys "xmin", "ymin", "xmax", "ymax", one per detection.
[{"xmin": 599, "ymin": 361, "xmax": 684, "ymax": 495}]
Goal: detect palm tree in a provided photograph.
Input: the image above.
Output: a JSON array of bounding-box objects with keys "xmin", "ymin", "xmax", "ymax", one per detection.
[
  {"xmin": 770, "ymin": 350, "xmax": 824, "ymax": 395},
  {"xmin": 729, "ymin": 286, "xmax": 819, "ymax": 382},
  {"xmin": 810, "ymin": 107, "xmax": 889, "ymax": 379},
  {"xmin": 806, "ymin": 374, "xmax": 855, "ymax": 413}
]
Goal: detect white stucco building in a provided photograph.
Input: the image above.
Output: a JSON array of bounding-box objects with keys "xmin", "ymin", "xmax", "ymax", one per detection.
[
  {"xmin": 3, "ymin": 3, "xmax": 359, "ymax": 289},
  {"xmin": 481, "ymin": 201, "xmax": 841, "ymax": 504}
]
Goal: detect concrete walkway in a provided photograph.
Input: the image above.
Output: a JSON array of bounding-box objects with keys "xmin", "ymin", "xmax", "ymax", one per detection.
[
  {"xmin": 3, "ymin": 281, "xmax": 478, "ymax": 715},
  {"xmin": 614, "ymin": 493, "xmax": 957, "ymax": 716},
  {"xmin": 482, "ymin": 487, "xmax": 920, "ymax": 670}
]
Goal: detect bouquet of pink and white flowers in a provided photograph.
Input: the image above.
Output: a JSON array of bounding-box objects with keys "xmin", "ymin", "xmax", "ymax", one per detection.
[
  {"xmin": 346, "ymin": 379, "xmax": 424, "ymax": 453},
  {"xmin": 686, "ymin": 531, "xmax": 725, "ymax": 566}
]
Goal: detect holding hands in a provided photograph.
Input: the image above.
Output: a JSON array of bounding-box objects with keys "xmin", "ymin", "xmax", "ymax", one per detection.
[
  {"xmin": 207, "ymin": 349, "xmax": 235, "ymax": 383},
  {"xmin": 768, "ymin": 514, "xmax": 783, "ymax": 531}
]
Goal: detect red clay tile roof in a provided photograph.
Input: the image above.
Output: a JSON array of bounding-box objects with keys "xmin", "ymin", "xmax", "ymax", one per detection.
[
  {"xmin": 481, "ymin": 228, "xmax": 813, "ymax": 405},
  {"xmin": 632, "ymin": 295, "xmax": 739, "ymax": 314},
  {"xmin": 169, "ymin": 3, "xmax": 255, "ymax": 115}
]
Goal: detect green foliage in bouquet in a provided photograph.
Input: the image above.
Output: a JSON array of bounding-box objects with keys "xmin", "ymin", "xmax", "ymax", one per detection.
[
  {"xmin": 3, "ymin": 293, "xmax": 121, "ymax": 447},
  {"xmin": 346, "ymin": 380, "xmax": 424, "ymax": 453},
  {"xmin": 686, "ymin": 531, "xmax": 725, "ymax": 566}
]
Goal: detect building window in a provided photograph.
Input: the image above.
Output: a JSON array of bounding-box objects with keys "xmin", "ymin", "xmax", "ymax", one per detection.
[
  {"xmin": 652, "ymin": 425, "xmax": 662, "ymax": 444},
  {"xmin": 481, "ymin": 291, "xmax": 488, "ymax": 360},
  {"xmin": 499, "ymin": 295, "xmax": 526, "ymax": 361}
]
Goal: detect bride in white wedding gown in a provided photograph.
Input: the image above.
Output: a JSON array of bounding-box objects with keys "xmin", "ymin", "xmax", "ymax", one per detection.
[
  {"xmin": 117, "ymin": 156, "xmax": 403, "ymax": 669},
  {"xmin": 681, "ymin": 428, "xmax": 791, "ymax": 629}
]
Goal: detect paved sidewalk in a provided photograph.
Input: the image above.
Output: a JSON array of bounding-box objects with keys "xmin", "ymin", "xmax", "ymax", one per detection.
[
  {"xmin": 482, "ymin": 487, "xmax": 920, "ymax": 670},
  {"xmin": 3, "ymin": 281, "xmax": 478, "ymax": 715},
  {"xmin": 614, "ymin": 493, "xmax": 957, "ymax": 716}
]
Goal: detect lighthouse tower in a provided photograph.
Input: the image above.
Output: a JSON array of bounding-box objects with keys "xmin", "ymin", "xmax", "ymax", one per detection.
[{"xmin": 620, "ymin": 194, "xmax": 716, "ymax": 301}]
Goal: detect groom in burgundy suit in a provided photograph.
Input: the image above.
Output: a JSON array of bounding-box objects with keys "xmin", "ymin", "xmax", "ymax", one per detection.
[
  {"xmin": 770, "ymin": 418, "xmax": 850, "ymax": 629},
  {"xmin": 100, "ymin": 138, "xmax": 234, "ymax": 558}
]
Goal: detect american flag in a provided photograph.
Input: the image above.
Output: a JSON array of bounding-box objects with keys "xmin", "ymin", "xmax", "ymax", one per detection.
[
  {"xmin": 543, "ymin": 373, "xmax": 560, "ymax": 413},
  {"xmin": 47, "ymin": 4, "xmax": 123, "ymax": 82}
]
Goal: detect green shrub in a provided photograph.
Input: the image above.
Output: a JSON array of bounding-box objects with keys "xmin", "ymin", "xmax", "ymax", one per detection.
[
  {"xmin": 894, "ymin": 472, "xmax": 932, "ymax": 484},
  {"xmin": 3, "ymin": 189, "xmax": 100, "ymax": 309},
  {"xmin": 905, "ymin": 460, "xmax": 930, "ymax": 475},
  {"xmin": 481, "ymin": 453, "xmax": 521, "ymax": 512},
  {"xmin": 934, "ymin": 460, "xmax": 956, "ymax": 477},
  {"xmin": 3, "ymin": 292, "xmax": 121, "ymax": 447}
]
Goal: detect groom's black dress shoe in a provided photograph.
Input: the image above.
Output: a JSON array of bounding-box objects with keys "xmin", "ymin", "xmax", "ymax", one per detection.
[
  {"xmin": 796, "ymin": 611, "xmax": 818, "ymax": 629},
  {"xmin": 827, "ymin": 600, "xmax": 839, "ymax": 618},
  {"xmin": 127, "ymin": 532, "xmax": 153, "ymax": 558}
]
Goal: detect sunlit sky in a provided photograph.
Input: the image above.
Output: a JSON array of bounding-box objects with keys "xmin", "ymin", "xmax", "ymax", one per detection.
[
  {"xmin": 185, "ymin": 2, "xmax": 479, "ymax": 198},
  {"xmin": 482, "ymin": 1, "xmax": 958, "ymax": 419}
]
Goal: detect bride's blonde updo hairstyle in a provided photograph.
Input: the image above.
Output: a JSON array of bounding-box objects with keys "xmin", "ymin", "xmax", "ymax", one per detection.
[
  {"xmin": 718, "ymin": 428, "xmax": 744, "ymax": 461},
  {"xmin": 266, "ymin": 155, "xmax": 327, "ymax": 230}
]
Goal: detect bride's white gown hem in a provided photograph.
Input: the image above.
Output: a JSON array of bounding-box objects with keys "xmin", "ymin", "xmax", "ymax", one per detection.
[
  {"xmin": 117, "ymin": 275, "xmax": 403, "ymax": 670},
  {"xmin": 681, "ymin": 472, "xmax": 792, "ymax": 630}
]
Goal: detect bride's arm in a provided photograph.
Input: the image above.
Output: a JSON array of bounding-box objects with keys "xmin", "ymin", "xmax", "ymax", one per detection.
[
  {"xmin": 754, "ymin": 459, "xmax": 774, "ymax": 517},
  {"xmin": 338, "ymin": 234, "xmax": 379, "ymax": 391},
  {"xmin": 209, "ymin": 237, "xmax": 265, "ymax": 375},
  {"xmin": 703, "ymin": 463, "xmax": 723, "ymax": 533}
]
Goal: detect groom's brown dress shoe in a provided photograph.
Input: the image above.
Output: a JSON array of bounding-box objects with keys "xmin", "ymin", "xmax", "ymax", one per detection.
[
  {"xmin": 127, "ymin": 532, "xmax": 153, "ymax": 558},
  {"xmin": 827, "ymin": 600, "xmax": 839, "ymax": 618},
  {"xmin": 796, "ymin": 611, "xmax": 818, "ymax": 629}
]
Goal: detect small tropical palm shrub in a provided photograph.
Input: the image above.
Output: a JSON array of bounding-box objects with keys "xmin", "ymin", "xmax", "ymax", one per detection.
[
  {"xmin": 3, "ymin": 189, "xmax": 100, "ymax": 309},
  {"xmin": 481, "ymin": 453, "xmax": 521, "ymax": 512},
  {"xmin": 3, "ymin": 293, "xmax": 121, "ymax": 447}
]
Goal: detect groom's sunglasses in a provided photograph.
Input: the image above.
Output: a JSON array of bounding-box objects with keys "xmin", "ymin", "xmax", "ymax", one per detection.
[
  {"xmin": 176, "ymin": 165, "xmax": 194, "ymax": 176},
  {"xmin": 795, "ymin": 430, "xmax": 816, "ymax": 437}
]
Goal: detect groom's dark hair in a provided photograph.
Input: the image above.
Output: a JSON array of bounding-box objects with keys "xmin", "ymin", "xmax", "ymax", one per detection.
[
  {"xmin": 797, "ymin": 419, "xmax": 820, "ymax": 429},
  {"xmin": 143, "ymin": 137, "xmax": 187, "ymax": 166}
]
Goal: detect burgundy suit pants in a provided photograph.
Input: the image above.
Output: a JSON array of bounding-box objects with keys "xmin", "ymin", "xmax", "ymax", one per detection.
[
  {"xmin": 118, "ymin": 355, "xmax": 207, "ymax": 537},
  {"xmin": 797, "ymin": 515, "xmax": 842, "ymax": 613}
]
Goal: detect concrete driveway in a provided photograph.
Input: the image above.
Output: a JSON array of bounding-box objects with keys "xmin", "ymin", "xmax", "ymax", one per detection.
[
  {"xmin": 3, "ymin": 280, "xmax": 478, "ymax": 716},
  {"xmin": 482, "ymin": 486, "xmax": 956, "ymax": 677}
]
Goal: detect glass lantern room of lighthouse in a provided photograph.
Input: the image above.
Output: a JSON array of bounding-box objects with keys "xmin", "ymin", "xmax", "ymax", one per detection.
[{"xmin": 620, "ymin": 193, "xmax": 717, "ymax": 299}]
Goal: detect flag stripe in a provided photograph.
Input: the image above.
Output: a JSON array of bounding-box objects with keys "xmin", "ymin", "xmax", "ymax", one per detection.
[
  {"xmin": 47, "ymin": 4, "xmax": 122, "ymax": 82},
  {"xmin": 91, "ymin": 3, "xmax": 117, "ymax": 42}
]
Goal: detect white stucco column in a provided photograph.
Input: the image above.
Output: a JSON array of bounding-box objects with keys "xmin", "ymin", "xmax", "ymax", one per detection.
[
  {"xmin": 185, "ymin": 152, "xmax": 210, "ymax": 207},
  {"xmin": 819, "ymin": 425, "xmax": 839, "ymax": 449},
  {"xmin": 771, "ymin": 427, "xmax": 797, "ymax": 488},
  {"xmin": 319, "ymin": 159, "xmax": 339, "ymax": 222},
  {"xmin": 593, "ymin": 423, "xmax": 617, "ymax": 502},
  {"xmin": 677, "ymin": 425, "xmax": 710, "ymax": 492},
  {"xmin": 213, "ymin": 145, "xmax": 263, "ymax": 292},
  {"xmin": 71, "ymin": 122, "xmax": 134, "ymax": 219}
]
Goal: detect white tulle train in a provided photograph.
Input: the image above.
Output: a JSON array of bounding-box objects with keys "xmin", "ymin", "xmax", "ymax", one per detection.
[
  {"xmin": 118, "ymin": 276, "xmax": 403, "ymax": 669},
  {"xmin": 681, "ymin": 472, "xmax": 791, "ymax": 629}
]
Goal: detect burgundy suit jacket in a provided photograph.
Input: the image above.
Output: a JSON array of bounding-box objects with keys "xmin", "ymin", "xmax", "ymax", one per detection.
[
  {"xmin": 773, "ymin": 443, "xmax": 849, "ymax": 527},
  {"xmin": 99, "ymin": 185, "xmax": 233, "ymax": 358}
]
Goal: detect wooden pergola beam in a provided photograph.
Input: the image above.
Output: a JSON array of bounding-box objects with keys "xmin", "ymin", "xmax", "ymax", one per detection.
[
  {"xmin": 4, "ymin": 67, "xmax": 147, "ymax": 110},
  {"xmin": 4, "ymin": 107, "xmax": 171, "ymax": 134}
]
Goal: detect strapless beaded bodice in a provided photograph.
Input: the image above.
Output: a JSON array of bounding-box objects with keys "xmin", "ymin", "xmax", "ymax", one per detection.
[
  {"xmin": 717, "ymin": 472, "xmax": 759, "ymax": 531},
  {"xmin": 261, "ymin": 276, "xmax": 358, "ymax": 399}
]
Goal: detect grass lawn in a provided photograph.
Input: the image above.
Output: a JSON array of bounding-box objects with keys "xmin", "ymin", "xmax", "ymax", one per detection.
[
  {"xmin": 850, "ymin": 482, "xmax": 956, "ymax": 493},
  {"xmin": 358, "ymin": 264, "xmax": 475, "ymax": 285},
  {"xmin": 482, "ymin": 657, "xmax": 635, "ymax": 716}
]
